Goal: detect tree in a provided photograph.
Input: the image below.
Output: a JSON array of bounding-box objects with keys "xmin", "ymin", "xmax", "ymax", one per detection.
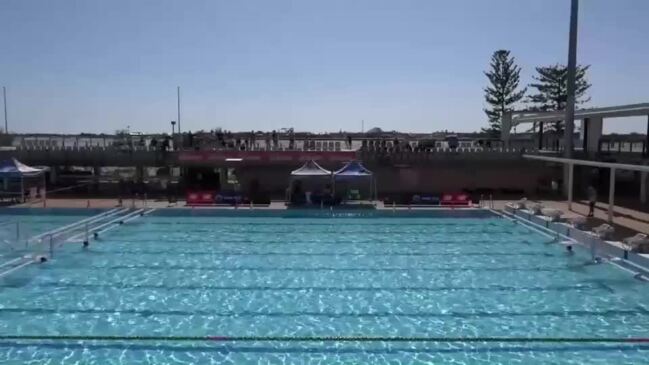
[
  {"xmin": 482, "ymin": 50, "xmax": 526, "ymax": 137},
  {"xmin": 527, "ymin": 64, "xmax": 591, "ymax": 132}
]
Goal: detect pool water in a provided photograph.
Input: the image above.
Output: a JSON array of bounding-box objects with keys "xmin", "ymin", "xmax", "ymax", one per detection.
[{"xmin": 0, "ymin": 213, "xmax": 648, "ymax": 364}]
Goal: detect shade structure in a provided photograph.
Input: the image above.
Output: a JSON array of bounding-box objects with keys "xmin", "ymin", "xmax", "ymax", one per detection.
[
  {"xmin": 0, "ymin": 158, "xmax": 46, "ymax": 203},
  {"xmin": 0, "ymin": 158, "xmax": 44, "ymax": 177},
  {"xmin": 334, "ymin": 160, "xmax": 372, "ymax": 177},
  {"xmin": 333, "ymin": 160, "xmax": 376, "ymax": 201},
  {"xmin": 291, "ymin": 160, "xmax": 332, "ymax": 177},
  {"xmin": 288, "ymin": 160, "xmax": 333, "ymax": 205}
]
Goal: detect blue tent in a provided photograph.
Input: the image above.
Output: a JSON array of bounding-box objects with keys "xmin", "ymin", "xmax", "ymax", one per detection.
[
  {"xmin": 0, "ymin": 158, "xmax": 44, "ymax": 177},
  {"xmin": 334, "ymin": 160, "xmax": 372, "ymax": 177},
  {"xmin": 333, "ymin": 160, "xmax": 376, "ymax": 201},
  {"xmin": 0, "ymin": 158, "xmax": 46, "ymax": 203}
]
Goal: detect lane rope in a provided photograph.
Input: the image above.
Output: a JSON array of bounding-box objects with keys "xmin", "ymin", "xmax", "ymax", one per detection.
[{"xmin": 0, "ymin": 335, "xmax": 648, "ymax": 343}]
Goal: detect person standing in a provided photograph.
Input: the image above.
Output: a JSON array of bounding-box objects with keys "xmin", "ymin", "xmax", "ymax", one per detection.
[{"xmin": 587, "ymin": 185, "xmax": 597, "ymax": 217}]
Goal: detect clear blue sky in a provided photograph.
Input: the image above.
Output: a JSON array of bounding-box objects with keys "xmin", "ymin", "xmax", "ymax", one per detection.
[{"xmin": 1, "ymin": 0, "xmax": 648, "ymax": 134}]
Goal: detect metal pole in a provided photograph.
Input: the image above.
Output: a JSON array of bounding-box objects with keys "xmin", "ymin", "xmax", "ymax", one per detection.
[
  {"xmin": 564, "ymin": 0, "xmax": 579, "ymax": 158},
  {"xmin": 177, "ymin": 86, "xmax": 181, "ymax": 134},
  {"xmin": 645, "ymin": 115, "xmax": 649, "ymax": 157},
  {"xmin": 608, "ymin": 168, "xmax": 615, "ymax": 223},
  {"xmin": 2, "ymin": 86, "xmax": 7, "ymax": 133},
  {"xmin": 567, "ymin": 163, "xmax": 574, "ymax": 211}
]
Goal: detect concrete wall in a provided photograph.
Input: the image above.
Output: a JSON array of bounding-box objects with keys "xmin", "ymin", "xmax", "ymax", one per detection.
[{"xmin": 232, "ymin": 160, "xmax": 558, "ymax": 199}]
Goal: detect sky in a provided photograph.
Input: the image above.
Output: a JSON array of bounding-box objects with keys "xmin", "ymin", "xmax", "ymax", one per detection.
[{"xmin": 1, "ymin": 0, "xmax": 648, "ymax": 134}]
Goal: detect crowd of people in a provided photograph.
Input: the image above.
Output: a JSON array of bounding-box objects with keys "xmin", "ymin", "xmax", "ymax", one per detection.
[{"xmin": 112, "ymin": 130, "xmax": 505, "ymax": 153}]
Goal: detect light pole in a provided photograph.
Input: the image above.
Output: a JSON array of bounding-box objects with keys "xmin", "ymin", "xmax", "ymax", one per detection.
[
  {"xmin": 177, "ymin": 86, "xmax": 181, "ymax": 134},
  {"xmin": 3, "ymin": 86, "xmax": 7, "ymax": 133},
  {"xmin": 170, "ymin": 121, "xmax": 176, "ymax": 151},
  {"xmin": 564, "ymin": 0, "xmax": 579, "ymax": 158}
]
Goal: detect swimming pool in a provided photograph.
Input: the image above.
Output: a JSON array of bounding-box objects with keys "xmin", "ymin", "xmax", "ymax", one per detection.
[{"xmin": 0, "ymin": 210, "xmax": 648, "ymax": 364}]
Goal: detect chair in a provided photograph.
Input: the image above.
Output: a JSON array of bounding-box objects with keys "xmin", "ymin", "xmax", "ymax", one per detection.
[
  {"xmin": 592, "ymin": 224, "xmax": 615, "ymax": 240},
  {"xmin": 623, "ymin": 233, "xmax": 649, "ymax": 251},
  {"xmin": 527, "ymin": 202, "xmax": 544, "ymax": 215},
  {"xmin": 540, "ymin": 208, "xmax": 563, "ymax": 222},
  {"xmin": 568, "ymin": 216, "xmax": 587, "ymax": 229}
]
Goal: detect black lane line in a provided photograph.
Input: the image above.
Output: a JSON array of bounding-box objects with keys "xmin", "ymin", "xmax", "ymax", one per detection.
[
  {"xmin": 1, "ymin": 307, "xmax": 648, "ymax": 319},
  {"xmin": 10, "ymin": 283, "xmax": 603, "ymax": 293},
  {"xmin": 0, "ymin": 342, "xmax": 646, "ymax": 355}
]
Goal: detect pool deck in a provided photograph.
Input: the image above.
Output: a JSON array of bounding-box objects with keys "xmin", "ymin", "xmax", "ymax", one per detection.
[{"xmin": 12, "ymin": 198, "xmax": 649, "ymax": 239}]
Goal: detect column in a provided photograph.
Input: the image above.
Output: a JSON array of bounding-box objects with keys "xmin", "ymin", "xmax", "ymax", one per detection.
[
  {"xmin": 585, "ymin": 117, "xmax": 603, "ymax": 154},
  {"xmin": 641, "ymin": 171, "xmax": 648, "ymax": 204},
  {"xmin": 581, "ymin": 118, "xmax": 589, "ymax": 150},
  {"xmin": 135, "ymin": 166, "xmax": 144, "ymax": 181},
  {"xmin": 49, "ymin": 166, "xmax": 58, "ymax": 185},
  {"xmin": 501, "ymin": 112, "xmax": 512, "ymax": 149},
  {"xmin": 645, "ymin": 115, "xmax": 649, "ymax": 157},
  {"xmin": 567, "ymin": 163, "xmax": 574, "ymax": 210},
  {"xmin": 608, "ymin": 168, "xmax": 615, "ymax": 223}
]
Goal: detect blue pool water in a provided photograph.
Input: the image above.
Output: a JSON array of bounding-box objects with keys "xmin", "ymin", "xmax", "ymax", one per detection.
[{"xmin": 0, "ymin": 211, "xmax": 648, "ymax": 364}]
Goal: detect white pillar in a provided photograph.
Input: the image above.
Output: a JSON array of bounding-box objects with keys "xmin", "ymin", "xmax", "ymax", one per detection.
[
  {"xmin": 608, "ymin": 168, "xmax": 615, "ymax": 223},
  {"xmin": 567, "ymin": 163, "xmax": 574, "ymax": 210},
  {"xmin": 641, "ymin": 171, "xmax": 648, "ymax": 204}
]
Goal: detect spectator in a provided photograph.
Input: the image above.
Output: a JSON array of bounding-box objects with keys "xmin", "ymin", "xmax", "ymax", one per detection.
[
  {"xmin": 265, "ymin": 134, "xmax": 271, "ymax": 150},
  {"xmin": 161, "ymin": 137, "xmax": 170, "ymax": 151},
  {"xmin": 289, "ymin": 130, "xmax": 295, "ymax": 150},
  {"xmin": 271, "ymin": 130, "xmax": 278, "ymax": 149},
  {"xmin": 346, "ymin": 135, "xmax": 352, "ymax": 149}
]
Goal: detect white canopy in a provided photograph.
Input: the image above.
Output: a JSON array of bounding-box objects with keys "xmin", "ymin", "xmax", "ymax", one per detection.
[{"xmin": 290, "ymin": 160, "xmax": 332, "ymax": 176}]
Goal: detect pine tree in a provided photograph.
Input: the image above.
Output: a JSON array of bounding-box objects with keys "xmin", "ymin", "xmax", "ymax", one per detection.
[
  {"xmin": 482, "ymin": 50, "xmax": 526, "ymax": 137},
  {"xmin": 527, "ymin": 64, "xmax": 591, "ymax": 132}
]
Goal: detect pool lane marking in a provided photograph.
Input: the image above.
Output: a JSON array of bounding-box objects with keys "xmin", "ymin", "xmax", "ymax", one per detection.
[{"xmin": 1, "ymin": 335, "xmax": 649, "ymax": 343}]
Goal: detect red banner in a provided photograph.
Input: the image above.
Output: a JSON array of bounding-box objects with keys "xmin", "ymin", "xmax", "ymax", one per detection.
[
  {"xmin": 186, "ymin": 190, "xmax": 215, "ymax": 205},
  {"xmin": 178, "ymin": 150, "xmax": 356, "ymax": 163}
]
